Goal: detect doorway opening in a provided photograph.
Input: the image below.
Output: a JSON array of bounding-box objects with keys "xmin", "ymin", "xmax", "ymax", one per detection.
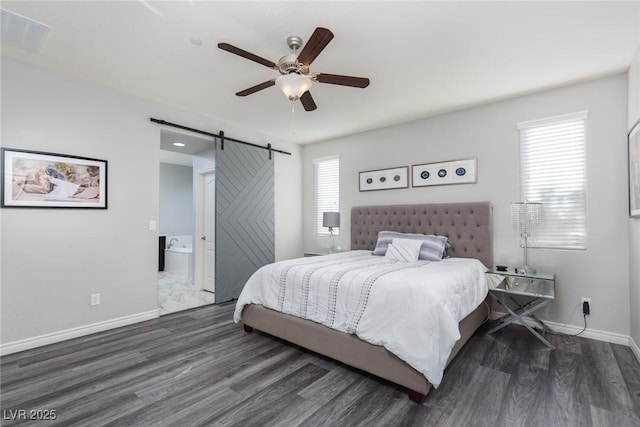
[{"xmin": 158, "ymin": 129, "xmax": 216, "ymax": 315}]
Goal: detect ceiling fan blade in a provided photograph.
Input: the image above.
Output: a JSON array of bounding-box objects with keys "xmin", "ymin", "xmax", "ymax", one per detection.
[
  {"xmin": 315, "ymin": 73, "xmax": 370, "ymax": 88},
  {"xmin": 297, "ymin": 27, "xmax": 334, "ymax": 66},
  {"xmin": 235, "ymin": 79, "xmax": 276, "ymax": 97},
  {"xmin": 299, "ymin": 91, "xmax": 317, "ymax": 111},
  {"xmin": 218, "ymin": 42, "xmax": 277, "ymax": 69}
]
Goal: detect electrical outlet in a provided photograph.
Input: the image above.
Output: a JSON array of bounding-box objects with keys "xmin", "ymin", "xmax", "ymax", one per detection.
[
  {"xmin": 91, "ymin": 293, "xmax": 101, "ymax": 306},
  {"xmin": 581, "ymin": 297, "xmax": 591, "ymax": 315}
]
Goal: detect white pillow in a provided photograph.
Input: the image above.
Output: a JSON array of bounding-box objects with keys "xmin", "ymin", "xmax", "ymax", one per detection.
[{"xmin": 384, "ymin": 238, "xmax": 422, "ymax": 262}]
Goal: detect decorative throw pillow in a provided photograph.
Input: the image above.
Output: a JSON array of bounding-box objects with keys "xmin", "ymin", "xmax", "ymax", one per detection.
[
  {"xmin": 372, "ymin": 231, "xmax": 448, "ymax": 261},
  {"xmin": 419, "ymin": 235, "xmax": 448, "ymax": 261},
  {"xmin": 384, "ymin": 238, "xmax": 422, "ymax": 262}
]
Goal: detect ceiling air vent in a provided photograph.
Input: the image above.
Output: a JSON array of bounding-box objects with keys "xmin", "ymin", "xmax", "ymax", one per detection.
[{"xmin": 1, "ymin": 9, "xmax": 51, "ymax": 54}]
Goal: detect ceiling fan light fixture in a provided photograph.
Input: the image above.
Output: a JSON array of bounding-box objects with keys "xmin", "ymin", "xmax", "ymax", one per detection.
[{"xmin": 275, "ymin": 73, "xmax": 312, "ymax": 101}]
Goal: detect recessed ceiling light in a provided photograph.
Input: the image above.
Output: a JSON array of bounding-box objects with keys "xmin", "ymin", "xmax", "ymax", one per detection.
[{"xmin": 173, "ymin": 142, "xmax": 185, "ymax": 147}]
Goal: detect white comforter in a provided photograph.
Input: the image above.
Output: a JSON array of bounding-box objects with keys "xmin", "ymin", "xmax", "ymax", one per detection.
[{"xmin": 233, "ymin": 250, "xmax": 488, "ymax": 387}]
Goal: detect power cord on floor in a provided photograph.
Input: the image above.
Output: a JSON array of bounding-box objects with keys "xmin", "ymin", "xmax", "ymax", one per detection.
[
  {"xmin": 553, "ymin": 301, "xmax": 588, "ymax": 338},
  {"xmin": 561, "ymin": 313, "xmax": 588, "ymax": 337}
]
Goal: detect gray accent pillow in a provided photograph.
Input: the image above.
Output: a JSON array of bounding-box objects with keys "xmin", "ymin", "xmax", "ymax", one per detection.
[{"xmin": 372, "ymin": 231, "xmax": 448, "ymax": 261}]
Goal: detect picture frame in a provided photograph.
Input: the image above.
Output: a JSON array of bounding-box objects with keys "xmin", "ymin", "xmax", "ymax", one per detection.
[
  {"xmin": 412, "ymin": 158, "xmax": 477, "ymax": 187},
  {"xmin": 629, "ymin": 118, "xmax": 640, "ymax": 218},
  {"xmin": 1, "ymin": 148, "xmax": 107, "ymax": 209},
  {"xmin": 359, "ymin": 166, "xmax": 409, "ymax": 192}
]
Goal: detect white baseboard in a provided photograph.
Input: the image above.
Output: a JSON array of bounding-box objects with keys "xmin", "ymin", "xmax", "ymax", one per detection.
[
  {"xmin": 489, "ymin": 311, "xmax": 630, "ymax": 346},
  {"xmin": 630, "ymin": 336, "xmax": 640, "ymax": 363},
  {"xmin": 0, "ymin": 309, "xmax": 159, "ymax": 356}
]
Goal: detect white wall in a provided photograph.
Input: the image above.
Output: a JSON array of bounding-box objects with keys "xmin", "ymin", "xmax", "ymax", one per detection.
[
  {"xmin": 303, "ymin": 74, "xmax": 630, "ymax": 336},
  {"xmin": 274, "ymin": 141, "xmax": 303, "ymax": 261},
  {"xmin": 628, "ymin": 45, "xmax": 640, "ymax": 350},
  {"xmin": 193, "ymin": 149, "xmax": 215, "ymax": 173},
  {"xmin": 0, "ymin": 58, "xmax": 303, "ymax": 349},
  {"xmin": 159, "ymin": 163, "xmax": 193, "ymax": 236}
]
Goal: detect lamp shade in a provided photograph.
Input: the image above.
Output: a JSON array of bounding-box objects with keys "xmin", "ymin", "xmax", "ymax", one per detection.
[
  {"xmin": 275, "ymin": 73, "xmax": 312, "ymax": 101},
  {"xmin": 322, "ymin": 212, "xmax": 340, "ymax": 228},
  {"xmin": 510, "ymin": 202, "xmax": 542, "ymax": 240},
  {"xmin": 510, "ymin": 201, "xmax": 542, "ymax": 275}
]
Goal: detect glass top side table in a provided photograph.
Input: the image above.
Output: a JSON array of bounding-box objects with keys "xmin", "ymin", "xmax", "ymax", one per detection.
[{"xmin": 485, "ymin": 268, "xmax": 556, "ymax": 349}]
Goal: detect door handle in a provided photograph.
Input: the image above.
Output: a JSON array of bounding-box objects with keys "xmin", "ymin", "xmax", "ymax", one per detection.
[{"xmin": 201, "ymin": 236, "xmax": 206, "ymax": 240}]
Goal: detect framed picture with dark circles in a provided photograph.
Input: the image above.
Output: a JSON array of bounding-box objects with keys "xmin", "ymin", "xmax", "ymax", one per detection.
[
  {"xmin": 359, "ymin": 166, "xmax": 409, "ymax": 191},
  {"xmin": 412, "ymin": 158, "xmax": 477, "ymax": 188}
]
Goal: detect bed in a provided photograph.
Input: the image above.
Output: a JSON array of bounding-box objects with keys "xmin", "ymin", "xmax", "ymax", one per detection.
[{"xmin": 234, "ymin": 202, "xmax": 493, "ymax": 402}]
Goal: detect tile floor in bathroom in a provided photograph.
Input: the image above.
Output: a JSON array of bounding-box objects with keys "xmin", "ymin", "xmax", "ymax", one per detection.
[{"xmin": 158, "ymin": 271, "xmax": 216, "ymax": 315}]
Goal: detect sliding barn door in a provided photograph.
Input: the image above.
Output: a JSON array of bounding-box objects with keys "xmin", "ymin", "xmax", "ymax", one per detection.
[{"xmin": 215, "ymin": 140, "xmax": 275, "ymax": 303}]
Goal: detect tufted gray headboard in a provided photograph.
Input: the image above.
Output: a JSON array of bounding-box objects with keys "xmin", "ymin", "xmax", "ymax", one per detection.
[{"xmin": 351, "ymin": 202, "xmax": 493, "ymax": 268}]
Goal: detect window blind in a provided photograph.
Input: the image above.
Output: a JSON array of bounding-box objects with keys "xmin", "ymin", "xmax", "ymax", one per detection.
[
  {"xmin": 517, "ymin": 111, "xmax": 588, "ymax": 249},
  {"xmin": 314, "ymin": 156, "xmax": 340, "ymax": 235}
]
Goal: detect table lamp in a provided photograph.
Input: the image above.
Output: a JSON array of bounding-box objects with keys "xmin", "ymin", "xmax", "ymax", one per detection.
[
  {"xmin": 322, "ymin": 212, "xmax": 340, "ymax": 253},
  {"xmin": 510, "ymin": 202, "xmax": 542, "ymax": 275}
]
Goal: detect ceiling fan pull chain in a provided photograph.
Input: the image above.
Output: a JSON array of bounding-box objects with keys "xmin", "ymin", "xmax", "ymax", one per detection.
[{"xmin": 291, "ymin": 101, "xmax": 296, "ymax": 134}]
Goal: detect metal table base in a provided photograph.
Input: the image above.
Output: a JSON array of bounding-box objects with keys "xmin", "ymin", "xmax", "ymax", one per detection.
[{"xmin": 487, "ymin": 293, "xmax": 555, "ymax": 349}]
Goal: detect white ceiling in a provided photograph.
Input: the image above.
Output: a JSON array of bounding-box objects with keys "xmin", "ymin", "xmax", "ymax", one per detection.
[{"xmin": 2, "ymin": 1, "xmax": 639, "ymax": 145}]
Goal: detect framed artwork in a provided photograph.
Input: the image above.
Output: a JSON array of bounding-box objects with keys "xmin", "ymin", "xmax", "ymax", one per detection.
[
  {"xmin": 359, "ymin": 166, "xmax": 409, "ymax": 191},
  {"xmin": 629, "ymin": 119, "xmax": 640, "ymax": 218},
  {"xmin": 1, "ymin": 148, "xmax": 107, "ymax": 208},
  {"xmin": 412, "ymin": 158, "xmax": 477, "ymax": 187}
]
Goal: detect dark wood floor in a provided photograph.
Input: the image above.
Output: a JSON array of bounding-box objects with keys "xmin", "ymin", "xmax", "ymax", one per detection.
[{"xmin": 2, "ymin": 302, "xmax": 639, "ymax": 427}]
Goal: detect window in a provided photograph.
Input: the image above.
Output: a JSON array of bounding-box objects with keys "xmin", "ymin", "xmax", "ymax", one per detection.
[
  {"xmin": 517, "ymin": 111, "xmax": 587, "ymax": 249},
  {"xmin": 314, "ymin": 156, "xmax": 339, "ymax": 235}
]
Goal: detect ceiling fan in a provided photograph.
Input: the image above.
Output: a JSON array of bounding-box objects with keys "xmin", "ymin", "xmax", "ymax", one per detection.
[{"xmin": 218, "ymin": 27, "xmax": 370, "ymax": 111}]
